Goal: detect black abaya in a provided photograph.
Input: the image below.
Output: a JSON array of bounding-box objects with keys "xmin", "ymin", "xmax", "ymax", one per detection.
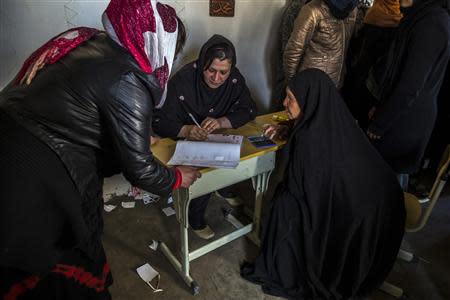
[{"xmin": 242, "ymin": 69, "xmax": 405, "ymax": 299}]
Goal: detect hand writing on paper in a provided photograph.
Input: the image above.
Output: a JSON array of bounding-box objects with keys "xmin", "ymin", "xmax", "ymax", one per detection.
[
  {"xmin": 201, "ymin": 117, "xmax": 221, "ymax": 133},
  {"xmin": 187, "ymin": 125, "xmax": 208, "ymax": 141},
  {"xmin": 262, "ymin": 124, "xmax": 289, "ymax": 140},
  {"xmin": 176, "ymin": 166, "xmax": 202, "ymax": 188}
]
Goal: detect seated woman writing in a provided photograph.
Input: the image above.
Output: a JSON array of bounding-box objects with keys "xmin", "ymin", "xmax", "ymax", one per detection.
[
  {"xmin": 241, "ymin": 69, "xmax": 405, "ymax": 299},
  {"xmin": 153, "ymin": 34, "xmax": 257, "ymax": 239}
]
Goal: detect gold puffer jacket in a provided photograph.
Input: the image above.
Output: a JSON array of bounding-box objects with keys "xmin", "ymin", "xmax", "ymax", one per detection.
[{"xmin": 283, "ymin": 0, "xmax": 357, "ymax": 88}]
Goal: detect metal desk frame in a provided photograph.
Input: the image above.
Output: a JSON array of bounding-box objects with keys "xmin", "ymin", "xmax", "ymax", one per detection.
[{"xmin": 158, "ymin": 151, "xmax": 275, "ymax": 295}]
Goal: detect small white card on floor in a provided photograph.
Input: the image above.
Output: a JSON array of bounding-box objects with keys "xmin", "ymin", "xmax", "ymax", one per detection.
[
  {"xmin": 121, "ymin": 201, "xmax": 135, "ymax": 208},
  {"xmin": 162, "ymin": 206, "xmax": 176, "ymax": 216},
  {"xmin": 142, "ymin": 193, "xmax": 159, "ymax": 205},
  {"xmin": 137, "ymin": 263, "xmax": 159, "ymax": 282},
  {"xmin": 149, "ymin": 240, "xmax": 158, "ymax": 251},
  {"xmin": 136, "ymin": 263, "xmax": 163, "ymax": 293},
  {"xmin": 104, "ymin": 204, "xmax": 117, "ymax": 212}
]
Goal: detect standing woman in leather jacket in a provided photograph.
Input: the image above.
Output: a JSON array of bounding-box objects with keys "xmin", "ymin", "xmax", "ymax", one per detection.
[
  {"xmin": 283, "ymin": 0, "xmax": 358, "ymax": 89},
  {"xmin": 0, "ymin": 0, "xmax": 200, "ymax": 298}
]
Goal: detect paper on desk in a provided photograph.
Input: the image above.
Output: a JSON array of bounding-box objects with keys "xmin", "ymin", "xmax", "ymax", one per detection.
[
  {"xmin": 168, "ymin": 134, "xmax": 242, "ymax": 169},
  {"xmin": 162, "ymin": 206, "xmax": 176, "ymax": 216},
  {"xmin": 206, "ymin": 133, "xmax": 243, "ymax": 144},
  {"xmin": 121, "ymin": 201, "xmax": 136, "ymax": 208}
]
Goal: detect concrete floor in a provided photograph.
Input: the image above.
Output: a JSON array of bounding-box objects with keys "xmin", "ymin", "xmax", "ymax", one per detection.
[{"xmin": 103, "ymin": 179, "xmax": 450, "ymax": 300}]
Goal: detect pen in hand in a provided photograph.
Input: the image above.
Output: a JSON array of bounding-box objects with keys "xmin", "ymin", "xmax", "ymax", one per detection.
[{"xmin": 188, "ymin": 113, "xmax": 202, "ymax": 128}]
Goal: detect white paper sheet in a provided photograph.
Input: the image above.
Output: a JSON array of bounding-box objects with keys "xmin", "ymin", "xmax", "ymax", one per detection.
[
  {"xmin": 142, "ymin": 193, "xmax": 159, "ymax": 205},
  {"xmin": 149, "ymin": 240, "xmax": 158, "ymax": 251},
  {"xmin": 136, "ymin": 263, "xmax": 163, "ymax": 292},
  {"xmin": 168, "ymin": 134, "xmax": 243, "ymax": 169},
  {"xmin": 104, "ymin": 204, "xmax": 117, "ymax": 212},
  {"xmin": 121, "ymin": 201, "xmax": 136, "ymax": 208},
  {"xmin": 162, "ymin": 207, "xmax": 176, "ymax": 216},
  {"xmin": 206, "ymin": 134, "xmax": 243, "ymax": 144},
  {"xmin": 137, "ymin": 263, "xmax": 159, "ymax": 283}
]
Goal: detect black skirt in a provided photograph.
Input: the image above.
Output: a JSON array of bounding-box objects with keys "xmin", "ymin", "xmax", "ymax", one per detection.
[{"xmin": 0, "ymin": 110, "xmax": 112, "ymax": 299}]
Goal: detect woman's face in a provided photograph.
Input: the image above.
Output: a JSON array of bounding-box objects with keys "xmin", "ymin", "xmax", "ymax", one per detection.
[
  {"xmin": 203, "ymin": 58, "xmax": 232, "ymax": 89},
  {"xmin": 283, "ymin": 88, "xmax": 302, "ymax": 120}
]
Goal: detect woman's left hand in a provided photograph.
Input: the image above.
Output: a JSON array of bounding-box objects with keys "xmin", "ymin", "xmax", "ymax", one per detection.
[
  {"xmin": 201, "ymin": 117, "xmax": 221, "ymax": 133},
  {"xmin": 367, "ymin": 130, "xmax": 381, "ymax": 140},
  {"xmin": 150, "ymin": 135, "xmax": 160, "ymax": 145}
]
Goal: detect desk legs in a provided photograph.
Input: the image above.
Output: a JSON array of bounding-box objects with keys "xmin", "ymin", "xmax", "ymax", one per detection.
[
  {"xmin": 159, "ymin": 171, "xmax": 272, "ymax": 295},
  {"xmin": 249, "ymin": 170, "xmax": 272, "ymax": 245},
  {"xmin": 159, "ymin": 188, "xmax": 200, "ymax": 295}
]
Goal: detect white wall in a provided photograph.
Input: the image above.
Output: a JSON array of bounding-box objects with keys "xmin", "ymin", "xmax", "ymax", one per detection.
[{"xmin": 0, "ymin": 0, "xmax": 286, "ymax": 112}]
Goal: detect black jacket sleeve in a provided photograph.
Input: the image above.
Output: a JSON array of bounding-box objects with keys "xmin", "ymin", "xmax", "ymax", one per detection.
[{"xmin": 104, "ymin": 72, "xmax": 175, "ymax": 196}]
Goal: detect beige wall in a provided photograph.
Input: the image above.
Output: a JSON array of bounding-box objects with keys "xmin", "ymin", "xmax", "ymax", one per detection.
[{"xmin": 0, "ymin": 0, "xmax": 286, "ymax": 111}]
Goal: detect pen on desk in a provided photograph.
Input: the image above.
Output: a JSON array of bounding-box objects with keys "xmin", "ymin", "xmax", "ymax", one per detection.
[{"xmin": 188, "ymin": 112, "xmax": 202, "ymax": 128}]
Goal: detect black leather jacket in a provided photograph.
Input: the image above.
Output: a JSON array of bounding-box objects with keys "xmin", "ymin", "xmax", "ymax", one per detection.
[{"xmin": 0, "ymin": 33, "xmax": 176, "ymax": 202}]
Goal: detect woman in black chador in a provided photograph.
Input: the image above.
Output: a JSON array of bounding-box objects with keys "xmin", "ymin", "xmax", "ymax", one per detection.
[
  {"xmin": 153, "ymin": 34, "xmax": 257, "ymax": 239},
  {"xmin": 241, "ymin": 69, "xmax": 405, "ymax": 299}
]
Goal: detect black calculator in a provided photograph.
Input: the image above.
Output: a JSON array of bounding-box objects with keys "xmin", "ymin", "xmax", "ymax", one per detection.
[{"xmin": 247, "ymin": 135, "xmax": 276, "ymax": 148}]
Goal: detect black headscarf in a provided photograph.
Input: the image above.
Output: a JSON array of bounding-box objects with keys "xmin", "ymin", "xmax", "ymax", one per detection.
[
  {"xmin": 153, "ymin": 35, "xmax": 257, "ymax": 138},
  {"xmin": 195, "ymin": 34, "xmax": 237, "ymax": 106},
  {"xmin": 323, "ymin": 0, "xmax": 358, "ymax": 19},
  {"xmin": 367, "ymin": 0, "xmax": 450, "ymax": 101},
  {"xmin": 242, "ymin": 69, "xmax": 405, "ymax": 298}
]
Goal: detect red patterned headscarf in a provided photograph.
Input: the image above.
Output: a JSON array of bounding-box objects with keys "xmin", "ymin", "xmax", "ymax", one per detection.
[
  {"xmin": 16, "ymin": 0, "xmax": 179, "ymax": 107},
  {"xmin": 102, "ymin": 0, "xmax": 179, "ymax": 107}
]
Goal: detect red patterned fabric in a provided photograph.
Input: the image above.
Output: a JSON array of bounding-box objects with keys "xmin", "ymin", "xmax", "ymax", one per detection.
[
  {"xmin": 3, "ymin": 263, "xmax": 110, "ymax": 300},
  {"xmin": 103, "ymin": 0, "xmax": 179, "ymax": 106},
  {"xmin": 157, "ymin": 2, "xmax": 177, "ymax": 33},
  {"xmin": 16, "ymin": 27, "xmax": 99, "ymax": 84},
  {"xmin": 52, "ymin": 263, "xmax": 110, "ymax": 292},
  {"xmin": 104, "ymin": 0, "xmax": 156, "ymax": 73},
  {"xmin": 172, "ymin": 167, "xmax": 182, "ymax": 190},
  {"xmin": 3, "ymin": 276, "xmax": 40, "ymax": 300}
]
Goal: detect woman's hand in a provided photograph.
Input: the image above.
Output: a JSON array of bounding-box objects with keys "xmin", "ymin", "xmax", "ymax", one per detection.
[
  {"xmin": 366, "ymin": 130, "xmax": 381, "ymax": 140},
  {"xmin": 176, "ymin": 166, "xmax": 202, "ymax": 188},
  {"xmin": 201, "ymin": 117, "xmax": 222, "ymax": 133},
  {"xmin": 262, "ymin": 124, "xmax": 289, "ymax": 140},
  {"xmin": 187, "ymin": 125, "xmax": 208, "ymax": 140},
  {"xmin": 150, "ymin": 136, "xmax": 160, "ymax": 145}
]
